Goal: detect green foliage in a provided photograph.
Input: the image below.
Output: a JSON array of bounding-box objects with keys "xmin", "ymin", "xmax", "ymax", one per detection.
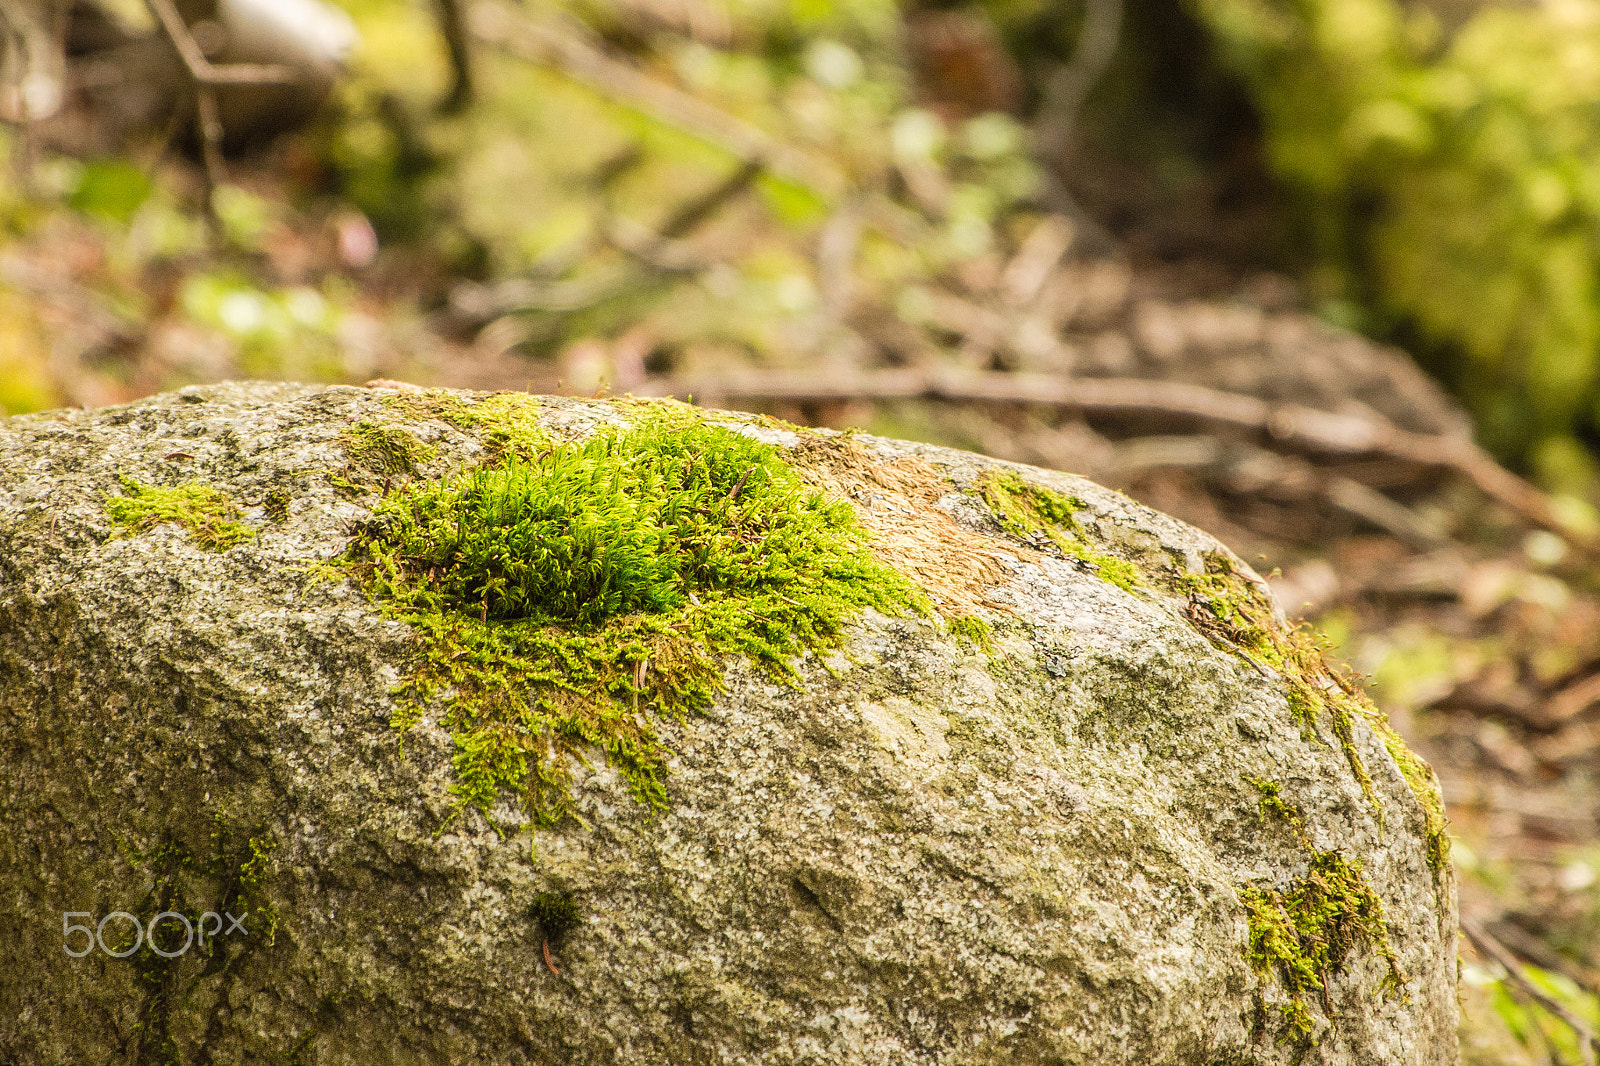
[
  {"xmin": 69, "ymin": 159, "xmax": 152, "ymax": 223},
  {"xmin": 210, "ymin": 185, "xmax": 275, "ymax": 252},
  {"xmin": 1472, "ymin": 955, "xmax": 1600, "ymax": 1061},
  {"xmin": 178, "ymin": 273, "xmax": 346, "ymax": 381},
  {"xmin": 976, "ymin": 470, "xmax": 1142, "ymax": 592},
  {"xmin": 105, "ymin": 476, "xmax": 255, "ymax": 551},
  {"xmin": 1190, "ymin": 0, "xmax": 1600, "ymax": 480},
  {"xmin": 345, "ymin": 402, "xmax": 926, "ymax": 829},
  {"xmin": 1241, "ymin": 849, "xmax": 1402, "ymax": 1041},
  {"xmin": 0, "ymin": 291, "xmax": 58, "ymax": 415}
]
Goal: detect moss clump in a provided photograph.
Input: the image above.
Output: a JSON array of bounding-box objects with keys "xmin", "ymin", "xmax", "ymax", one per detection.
[
  {"xmin": 105, "ymin": 476, "xmax": 255, "ymax": 551},
  {"xmin": 1187, "ymin": 557, "xmax": 1450, "ymax": 877},
  {"xmin": 386, "ymin": 389, "xmax": 549, "ymax": 460},
  {"xmin": 262, "ymin": 488, "xmax": 291, "ymax": 522},
  {"xmin": 1242, "ymin": 850, "xmax": 1405, "ymax": 1043},
  {"xmin": 345, "ymin": 404, "xmax": 927, "ymax": 829},
  {"xmin": 1248, "ymin": 776, "xmax": 1306, "ymax": 838},
  {"xmin": 1180, "ymin": 567, "xmax": 1283, "ymax": 668},
  {"xmin": 528, "ymin": 891, "xmax": 581, "ymax": 944},
  {"xmin": 975, "ymin": 471, "xmax": 1142, "ymax": 593},
  {"xmin": 1383, "ymin": 732, "xmax": 1451, "ymax": 878},
  {"xmin": 946, "ymin": 614, "xmax": 995, "ymax": 654},
  {"xmin": 341, "ymin": 420, "xmax": 436, "ymax": 477}
]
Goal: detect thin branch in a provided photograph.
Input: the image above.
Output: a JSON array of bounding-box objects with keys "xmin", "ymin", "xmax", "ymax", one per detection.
[
  {"xmin": 143, "ymin": 0, "xmax": 296, "ymax": 213},
  {"xmin": 1541, "ymin": 672, "xmax": 1600, "ymax": 729},
  {"xmin": 1034, "ymin": 0, "xmax": 1125, "ymax": 166},
  {"xmin": 1031, "ymin": 0, "xmax": 1124, "ymax": 228},
  {"xmin": 656, "ymin": 158, "xmax": 762, "ymax": 241},
  {"xmin": 1463, "ymin": 917, "xmax": 1600, "ymax": 1066},
  {"xmin": 468, "ymin": 0, "xmax": 842, "ymax": 198},
  {"xmin": 144, "ymin": 0, "xmax": 297, "ymax": 86},
  {"xmin": 433, "ymin": 0, "xmax": 475, "ymax": 112},
  {"xmin": 1488, "ymin": 918, "xmax": 1600, "ymax": 999},
  {"xmin": 632, "ymin": 367, "xmax": 1599, "ymax": 551},
  {"xmin": 192, "ymin": 85, "xmax": 225, "ymax": 204},
  {"xmin": 452, "ymin": 162, "xmax": 750, "ymax": 324}
]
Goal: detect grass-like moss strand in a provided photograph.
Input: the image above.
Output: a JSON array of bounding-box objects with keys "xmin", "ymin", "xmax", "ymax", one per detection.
[{"xmin": 975, "ymin": 470, "xmax": 1142, "ymax": 593}]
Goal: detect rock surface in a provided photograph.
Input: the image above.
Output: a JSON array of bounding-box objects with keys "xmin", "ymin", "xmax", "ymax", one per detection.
[{"xmin": 0, "ymin": 382, "xmax": 1457, "ymax": 1065}]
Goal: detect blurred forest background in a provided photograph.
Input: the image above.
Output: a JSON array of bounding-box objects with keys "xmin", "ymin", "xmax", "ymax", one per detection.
[{"xmin": 5, "ymin": 0, "xmax": 1600, "ymax": 1058}]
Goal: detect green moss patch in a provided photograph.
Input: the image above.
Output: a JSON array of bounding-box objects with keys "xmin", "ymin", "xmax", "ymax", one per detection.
[
  {"xmin": 1180, "ymin": 566, "xmax": 1283, "ymax": 669},
  {"xmin": 262, "ymin": 487, "xmax": 291, "ymax": 522},
  {"xmin": 946, "ymin": 614, "xmax": 995, "ymax": 654},
  {"xmin": 345, "ymin": 403, "xmax": 926, "ymax": 829},
  {"xmin": 975, "ymin": 471, "xmax": 1142, "ymax": 593},
  {"xmin": 528, "ymin": 891, "xmax": 582, "ymax": 944},
  {"xmin": 105, "ymin": 476, "xmax": 255, "ymax": 551},
  {"xmin": 341, "ymin": 419, "xmax": 436, "ymax": 477},
  {"xmin": 385, "ymin": 389, "xmax": 550, "ymax": 460},
  {"xmin": 1243, "ymin": 780, "xmax": 1404, "ymax": 1042},
  {"xmin": 1248, "ymin": 776, "xmax": 1305, "ymax": 837},
  {"xmin": 1184, "ymin": 556, "xmax": 1450, "ymax": 875},
  {"xmin": 1242, "ymin": 850, "xmax": 1405, "ymax": 1043}
]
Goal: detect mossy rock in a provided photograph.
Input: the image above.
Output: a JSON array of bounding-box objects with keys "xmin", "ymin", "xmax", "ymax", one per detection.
[{"xmin": 0, "ymin": 383, "xmax": 1458, "ymax": 1064}]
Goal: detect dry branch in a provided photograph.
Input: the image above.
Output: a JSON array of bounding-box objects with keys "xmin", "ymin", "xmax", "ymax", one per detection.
[
  {"xmin": 1463, "ymin": 916, "xmax": 1600, "ymax": 1066},
  {"xmin": 143, "ymin": 0, "xmax": 296, "ymax": 211},
  {"xmin": 1034, "ymin": 0, "xmax": 1124, "ymax": 166},
  {"xmin": 469, "ymin": 0, "xmax": 843, "ymax": 199}
]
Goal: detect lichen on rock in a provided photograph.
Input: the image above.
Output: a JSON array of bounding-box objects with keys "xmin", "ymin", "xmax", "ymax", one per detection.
[{"xmin": 0, "ymin": 382, "xmax": 1459, "ymax": 1065}]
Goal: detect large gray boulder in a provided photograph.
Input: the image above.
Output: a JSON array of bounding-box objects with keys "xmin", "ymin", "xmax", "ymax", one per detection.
[{"xmin": 0, "ymin": 382, "xmax": 1457, "ymax": 1064}]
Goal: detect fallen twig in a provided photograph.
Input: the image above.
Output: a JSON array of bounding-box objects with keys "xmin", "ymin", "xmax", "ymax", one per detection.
[
  {"xmin": 633, "ymin": 367, "xmax": 1598, "ymax": 552},
  {"xmin": 1542, "ymin": 673, "xmax": 1600, "ymax": 730},
  {"xmin": 1463, "ymin": 916, "xmax": 1600, "ymax": 1066},
  {"xmin": 657, "ymin": 158, "xmax": 763, "ymax": 241},
  {"xmin": 1488, "ymin": 917, "xmax": 1600, "ymax": 999}
]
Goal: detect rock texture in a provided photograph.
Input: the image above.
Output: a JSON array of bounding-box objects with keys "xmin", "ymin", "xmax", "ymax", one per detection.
[{"xmin": 0, "ymin": 382, "xmax": 1457, "ymax": 1065}]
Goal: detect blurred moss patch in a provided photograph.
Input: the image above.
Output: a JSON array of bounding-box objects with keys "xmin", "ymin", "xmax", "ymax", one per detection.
[
  {"xmin": 0, "ymin": 293, "xmax": 59, "ymax": 415},
  {"xmin": 69, "ymin": 159, "xmax": 152, "ymax": 224},
  {"xmin": 1180, "ymin": 0, "xmax": 1600, "ymax": 491}
]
